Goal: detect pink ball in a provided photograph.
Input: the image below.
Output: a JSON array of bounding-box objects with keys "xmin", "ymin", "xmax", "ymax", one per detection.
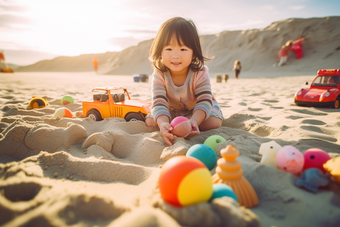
[
  {"xmin": 171, "ymin": 116, "xmax": 189, "ymax": 128},
  {"xmin": 171, "ymin": 116, "xmax": 191, "ymax": 137},
  {"xmin": 303, "ymin": 148, "xmax": 331, "ymax": 174},
  {"xmin": 276, "ymin": 145, "xmax": 304, "ymax": 175}
]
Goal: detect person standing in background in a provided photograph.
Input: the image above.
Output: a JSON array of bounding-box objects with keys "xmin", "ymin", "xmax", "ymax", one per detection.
[{"xmin": 233, "ymin": 60, "xmax": 242, "ymax": 79}]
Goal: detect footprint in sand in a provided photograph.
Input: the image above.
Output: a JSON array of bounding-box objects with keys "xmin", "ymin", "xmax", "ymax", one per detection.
[
  {"xmin": 301, "ymin": 119, "xmax": 326, "ymax": 125},
  {"xmin": 286, "ymin": 115, "xmax": 304, "ymax": 120},
  {"xmin": 248, "ymin": 107, "xmax": 262, "ymax": 111},
  {"xmin": 263, "ymin": 99, "xmax": 279, "ymax": 103},
  {"xmin": 300, "ymin": 125, "xmax": 338, "ymax": 143},
  {"xmin": 291, "ymin": 108, "xmax": 328, "ymax": 116}
]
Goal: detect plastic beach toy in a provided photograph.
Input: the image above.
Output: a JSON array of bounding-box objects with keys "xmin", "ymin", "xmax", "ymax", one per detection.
[
  {"xmin": 212, "ymin": 145, "xmax": 259, "ymax": 208},
  {"xmin": 323, "ymin": 157, "xmax": 340, "ymax": 185},
  {"xmin": 295, "ymin": 168, "xmax": 330, "ymax": 192},
  {"xmin": 158, "ymin": 156, "xmax": 213, "ymax": 207},
  {"xmin": 29, "ymin": 96, "xmax": 49, "ymax": 109},
  {"xmin": 276, "ymin": 145, "xmax": 304, "ymax": 175},
  {"xmin": 186, "ymin": 144, "xmax": 217, "ymax": 170},
  {"xmin": 61, "ymin": 95, "xmax": 74, "ymax": 105},
  {"xmin": 54, "ymin": 107, "xmax": 73, "ymax": 118},
  {"xmin": 204, "ymin": 135, "xmax": 227, "ymax": 151},
  {"xmin": 302, "ymin": 148, "xmax": 331, "ymax": 174},
  {"xmin": 259, "ymin": 141, "xmax": 282, "ymax": 168},
  {"xmin": 170, "ymin": 116, "xmax": 191, "ymax": 137}
]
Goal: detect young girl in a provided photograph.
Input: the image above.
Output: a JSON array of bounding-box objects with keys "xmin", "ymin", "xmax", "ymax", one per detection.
[
  {"xmin": 145, "ymin": 17, "xmax": 223, "ymax": 146},
  {"xmin": 232, "ymin": 60, "xmax": 242, "ymax": 79}
]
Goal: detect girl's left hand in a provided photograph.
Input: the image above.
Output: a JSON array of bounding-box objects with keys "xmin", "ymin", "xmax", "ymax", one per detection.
[{"xmin": 188, "ymin": 119, "xmax": 200, "ymax": 137}]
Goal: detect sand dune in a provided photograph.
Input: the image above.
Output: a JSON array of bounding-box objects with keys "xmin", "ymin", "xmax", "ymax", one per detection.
[
  {"xmin": 0, "ymin": 72, "xmax": 340, "ymax": 226},
  {"xmin": 15, "ymin": 16, "xmax": 340, "ymax": 77}
]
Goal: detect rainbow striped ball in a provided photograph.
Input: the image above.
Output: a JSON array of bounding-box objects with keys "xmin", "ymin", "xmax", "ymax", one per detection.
[
  {"xmin": 61, "ymin": 95, "xmax": 74, "ymax": 105},
  {"xmin": 54, "ymin": 107, "xmax": 73, "ymax": 118},
  {"xmin": 159, "ymin": 156, "xmax": 213, "ymax": 207}
]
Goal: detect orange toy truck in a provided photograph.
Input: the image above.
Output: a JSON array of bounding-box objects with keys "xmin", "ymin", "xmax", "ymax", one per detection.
[{"xmin": 82, "ymin": 86, "xmax": 151, "ymax": 121}]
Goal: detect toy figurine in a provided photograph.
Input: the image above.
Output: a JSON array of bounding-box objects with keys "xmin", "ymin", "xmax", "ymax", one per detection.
[
  {"xmin": 259, "ymin": 141, "xmax": 282, "ymax": 168},
  {"xmin": 323, "ymin": 157, "xmax": 340, "ymax": 185},
  {"xmin": 212, "ymin": 145, "xmax": 259, "ymax": 208},
  {"xmin": 295, "ymin": 168, "xmax": 330, "ymax": 192},
  {"xmin": 302, "ymin": 148, "xmax": 331, "ymax": 174},
  {"xmin": 276, "ymin": 145, "xmax": 304, "ymax": 175}
]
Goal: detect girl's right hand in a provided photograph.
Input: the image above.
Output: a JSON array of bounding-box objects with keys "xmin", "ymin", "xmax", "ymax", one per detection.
[{"xmin": 159, "ymin": 122, "xmax": 174, "ymax": 146}]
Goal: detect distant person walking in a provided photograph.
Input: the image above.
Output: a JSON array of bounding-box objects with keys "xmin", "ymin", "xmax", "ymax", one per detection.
[{"xmin": 232, "ymin": 60, "xmax": 242, "ymax": 79}]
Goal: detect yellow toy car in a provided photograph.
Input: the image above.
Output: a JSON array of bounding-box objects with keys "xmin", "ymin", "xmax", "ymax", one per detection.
[{"xmin": 82, "ymin": 86, "xmax": 151, "ymax": 121}]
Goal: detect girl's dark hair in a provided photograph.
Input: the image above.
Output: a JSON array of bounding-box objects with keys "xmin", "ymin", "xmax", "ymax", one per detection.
[{"xmin": 149, "ymin": 17, "xmax": 211, "ymax": 72}]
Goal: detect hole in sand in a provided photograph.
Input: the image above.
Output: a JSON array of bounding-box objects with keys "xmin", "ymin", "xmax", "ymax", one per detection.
[{"xmin": 1, "ymin": 182, "xmax": 42, "ymax": 202}]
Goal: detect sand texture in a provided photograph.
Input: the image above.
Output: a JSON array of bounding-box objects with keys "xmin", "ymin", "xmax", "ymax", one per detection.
[{"xmin": 1, "ymin": 72, "xmax": 340, "ymax": 226}]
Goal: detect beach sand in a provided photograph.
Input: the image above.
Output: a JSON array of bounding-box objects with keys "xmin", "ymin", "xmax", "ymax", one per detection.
[{"xmin": 1, "ymin": 72, "xmax": 340, "ymax": 227}]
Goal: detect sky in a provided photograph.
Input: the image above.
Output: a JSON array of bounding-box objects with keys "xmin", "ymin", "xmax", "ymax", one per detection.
[{"xmin": 1, "ymin": 0, "xmax": 339, "ymax": 65}]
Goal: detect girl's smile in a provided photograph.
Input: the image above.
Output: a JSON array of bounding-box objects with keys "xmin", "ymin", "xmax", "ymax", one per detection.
[{"xmin": 162, "ymin": 34, "xmax": 194, "ymax": 77}]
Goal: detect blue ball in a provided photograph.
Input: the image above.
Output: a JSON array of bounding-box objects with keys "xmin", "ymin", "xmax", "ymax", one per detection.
[
  {"xmin": 210, "ymin": 184, "xmax": 238, "ymax": 201},
  {"xmin": 186, "ymin": 144, "xmax": 217, "ymax": 170}
]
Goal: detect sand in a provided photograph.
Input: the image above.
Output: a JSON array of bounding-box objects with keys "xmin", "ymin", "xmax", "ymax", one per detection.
[{"xmin": 0, "ymin": 71, "xmax": 340, "ymax": 227}]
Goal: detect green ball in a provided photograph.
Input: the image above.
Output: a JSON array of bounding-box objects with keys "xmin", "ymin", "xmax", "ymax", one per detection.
[
  {"xmin": 204, "ymin": 135, "xmax": 227, "ymax": 151},
  {"xmin": 61, "ymin": 95, "xmax": 74, "ymax": 105}
]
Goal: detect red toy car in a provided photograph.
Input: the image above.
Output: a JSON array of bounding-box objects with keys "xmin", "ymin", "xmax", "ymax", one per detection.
[{"xmin": 294, "ymin": 69, "xmax": 340, "ymax": 109}]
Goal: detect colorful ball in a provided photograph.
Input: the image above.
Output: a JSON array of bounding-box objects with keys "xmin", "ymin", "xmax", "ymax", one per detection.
[
  {"xmin": 186, "ymin": 144, "xmax": 217, "ymax": 170},
  {"xmin": 204, "ymin": 135, "xmax": 227, "ymax": 151},
  {"xmin": 54, "ymin": 107, "xmax": 73, "ymax": 118},
  {"xmin": 170, "ymin": 116, "xmax": 189, "ymax": 128},
  {"xmin": 159, "ymin": 156, "xmax": 213, "ymax": 207},
  {"xmin": 171, "ymin": 116, "xmax": 191, "ymax": 137},
  {"xmin": 29, "ymin": 96, "xmax": 49, "ymax": 109},
  {"xmin": 276, "ymin": 145, "xmax": 304, "ymax": 175},
  {"xmin": 61, "ymin": 95, "xmax": 74, "ymax": 105},
  {"xmin": 210, "ymin": 183, "xmax": 238, "ymax": 202},
  {"xmin": 303, "ymin": 148, "xmax": 331, "ymax": 174}
]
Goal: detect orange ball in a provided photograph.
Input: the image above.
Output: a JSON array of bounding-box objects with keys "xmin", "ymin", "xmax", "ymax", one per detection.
[{"xmin": 159, "ymin": 156, "xmax": 213, "ymax": 207}]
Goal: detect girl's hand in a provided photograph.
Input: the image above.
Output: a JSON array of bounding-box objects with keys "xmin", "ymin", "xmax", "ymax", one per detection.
[
  {"xmin": 159, "ymin": 122, "xmax": 174, "ymax": 146},
  {"xmin": 188, "ymin": 119, "xmax": 200, "ymax": 137}
]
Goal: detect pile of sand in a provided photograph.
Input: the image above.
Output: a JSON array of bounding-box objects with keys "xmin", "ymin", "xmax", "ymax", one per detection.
[{"xmin": 0, "ymin": 72, "xmax": 339, "ymax": 226}]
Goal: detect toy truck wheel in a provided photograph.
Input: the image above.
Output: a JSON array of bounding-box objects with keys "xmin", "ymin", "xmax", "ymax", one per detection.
[
  {"xmin": 87, "ymin": 109, "xmax": 102, "ymax": 121},
  {"xmin": 125, "ymin": 112, "xmax": 145, "ymax": 122},
  {"xmin": 334, "ymin": 97, "xmax": 340, "ymax": 109}
]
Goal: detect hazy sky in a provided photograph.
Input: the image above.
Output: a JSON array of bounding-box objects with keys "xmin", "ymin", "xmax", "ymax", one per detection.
[{"xmin": 1, "ymin": 0, "xmax": 339, "ymax": 65}]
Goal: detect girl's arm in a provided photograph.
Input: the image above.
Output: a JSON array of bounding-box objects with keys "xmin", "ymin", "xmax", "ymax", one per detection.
[
  {"xmin": 150, "ymin": 71, "xmax": 174, "ymax": 145},
  {"xmin": 188, "ymin": 109, "xmax": 206, "ymax": 136},
  {"xmin": 193, "ymin": 66, "xmax": 213, "ymax": 121},
  {"xmin": 156, "ymin": 115, "xmax": 174, "ymax": 146},
  {"xmin": 150, "ymin": 71, "xmax": 171, "ymax": 121}
]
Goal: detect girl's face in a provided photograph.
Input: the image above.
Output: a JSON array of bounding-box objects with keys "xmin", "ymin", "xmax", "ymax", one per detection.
[{"xmin": 161, "ymin": 35, "xmax": 194, "ymax": 76}]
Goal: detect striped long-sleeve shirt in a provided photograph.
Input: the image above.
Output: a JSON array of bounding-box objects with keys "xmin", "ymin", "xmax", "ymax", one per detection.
[{"xmin": 151, "ymin": 65, "xmax": 213, "ymax": 121}]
